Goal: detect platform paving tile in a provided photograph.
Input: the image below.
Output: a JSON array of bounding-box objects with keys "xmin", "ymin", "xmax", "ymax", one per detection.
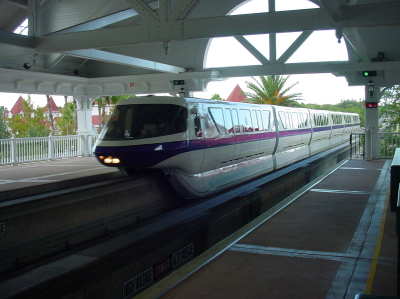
[
  {"xmin": 342, "ymin": 159, "xmax": 385, "ymax": 170},
  {"xmin": 314, "ymin": 168, "xmax": 380, "ymax": 193},
  {"xmin": 370, "ymin": 203, "xmax": 398, "ymax": 296},
  {"xmin": 240, "ymin": 192, "xmax": 369, "ymax": 253},
  {"xmin": 163, "ymin": 250, "xmax": 340, "ymax": 299}
]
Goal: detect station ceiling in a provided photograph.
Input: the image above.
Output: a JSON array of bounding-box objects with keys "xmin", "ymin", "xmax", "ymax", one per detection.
[{"xmin": 0, "ymin": 0, "xmax": 399, "ymax": 96}]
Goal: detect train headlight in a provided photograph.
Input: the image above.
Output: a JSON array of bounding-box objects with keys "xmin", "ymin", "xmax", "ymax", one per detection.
[
  {"xmin": 98, "ymin": 155, "xmax": 105, "ymax": 160},
  {"xmin": 104, "ymin": 157, "xmax": 113, "ymax": 164},
  {"xmin": 103, "ymin": 156, "xmax": 120, "ymax": 164}
]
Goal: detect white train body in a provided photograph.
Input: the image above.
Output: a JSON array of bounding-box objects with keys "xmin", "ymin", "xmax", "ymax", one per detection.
[{"xmin": 94, "ymin": 96, "xmax": 360, "ymax": 198}]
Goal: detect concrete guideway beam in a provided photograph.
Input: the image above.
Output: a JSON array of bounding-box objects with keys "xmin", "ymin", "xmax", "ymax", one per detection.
[{"xmin": 34, "ymin": 2, "xmax": 400, "ymax": 52}]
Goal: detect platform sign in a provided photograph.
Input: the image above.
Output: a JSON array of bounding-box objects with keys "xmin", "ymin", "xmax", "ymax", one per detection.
[
  {"xmin": 171, "ymin": 243, "xmax": 194, "ymax": 269},
  {"xmin": 153, "ymin": 258, "xmax": 171, "ymax": 280},
  {"xmin": 123, "ymin": 267, "xmax": 154, "ymax": 297}
]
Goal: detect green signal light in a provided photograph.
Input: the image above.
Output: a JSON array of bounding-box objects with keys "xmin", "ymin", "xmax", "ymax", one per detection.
[{"xmin": 361, "ymin": 70, "xmax": 377, "ymax": 77}]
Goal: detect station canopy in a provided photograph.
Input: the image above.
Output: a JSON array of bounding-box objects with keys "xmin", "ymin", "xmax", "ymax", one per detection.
[{"xmin": 0, "ymin": 0, "xmax": 399, "ymax": 96}]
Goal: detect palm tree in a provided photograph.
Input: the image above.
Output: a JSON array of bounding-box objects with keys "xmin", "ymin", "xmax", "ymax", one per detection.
[{"xmin": 245, "ymin": 75, "xmax": 302, "ymax": 106}]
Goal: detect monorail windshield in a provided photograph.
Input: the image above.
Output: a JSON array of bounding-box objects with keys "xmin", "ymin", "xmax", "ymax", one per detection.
[{"xmin": 102, "ymin": 104, "xmax": 187, "ymax": 140}]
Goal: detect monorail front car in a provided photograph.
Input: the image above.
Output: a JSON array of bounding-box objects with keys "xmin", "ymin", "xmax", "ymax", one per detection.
[{"xmin": 94, "ymin": 96, "xmax": 360, "ymax": 198}]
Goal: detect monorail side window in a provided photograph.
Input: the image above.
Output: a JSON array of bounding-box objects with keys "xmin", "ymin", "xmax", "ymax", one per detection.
[
  {"xmin": 261, "ymin": 111, "xmax": 270, "ymax": 130},
  {"xmin": 292, "ymin": 112, "xmax": 300, "ymax": 129},
  {"xmin": 313, "ymin": 114, "xmax": 319, "ymax": 127},
  {"xmin": 203, "ymin": 113, "xmax": 219, "ymax": 138},
  {"xmin": 239, "ymin": 109, "xmax": 253, "ymax": 132},
  {"xmin": 257, "ymin": 111, "xmax": 264, "ymax": 131},
  {"xmin": 251, "ymin": 110, "xmax": 260, "ymax": 131},
  {"xmin": 287, "ymin": 112, "xmax": 294, "ymax": 129},
  {"xmin": 299, "ymin": 113, "xmax": 307, "ymax": 128},
  {"xmin": 103, "ymin": 104, "xmax": 187, "ymax": 140},
  {"xmin": 209, "ymin": 107, "xmax": 226, "ymax": 135},
  {"xmin": 224, "ymin": 109, "xmax": 234, "ymax": 134},
  {"xmin": 231, "ymin": 109, "xmax": 240, "ymax": 133},
  {"xmin": 279, "ymin": 111, "xmax": 287, "ymax": 129}
]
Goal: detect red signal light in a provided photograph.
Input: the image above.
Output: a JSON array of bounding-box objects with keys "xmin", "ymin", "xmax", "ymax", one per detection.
[{"xmin": 365, "ymin": 102, "xmax": 378, "ymax": 108}]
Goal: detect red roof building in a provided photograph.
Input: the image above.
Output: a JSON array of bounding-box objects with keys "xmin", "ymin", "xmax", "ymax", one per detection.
[
  {"xmin": 10, "ymin": 96, "xmax": 25, "ymax": 115},
  {"xmin": 92, "ymin": 115, "xmax": 101, "ymax": 126},
  {"xmin": 10, "ymin": 96, "xmax": 59, "ymax": 115},
  {"xmin": 46, "ymin": 96, "xmax": 59, "ymax": 113},
  {"xmin": 226, "ymin": 84, "xmax": 247, "ymax": 102}
]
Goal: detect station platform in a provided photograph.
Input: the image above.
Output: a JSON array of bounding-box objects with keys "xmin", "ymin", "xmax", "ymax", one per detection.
[
  {"xmin": 0, "ymin": 157, "xmax": 119, "ymax": 201},
  {"xmin": 141, "ymin": 159, "xmax": 398, "ymax": 299}
]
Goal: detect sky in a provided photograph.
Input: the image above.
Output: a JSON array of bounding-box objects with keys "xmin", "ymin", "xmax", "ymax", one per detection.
[{"xmin": 0, "ymin": 0, "xmax": 365, "ymax": 111}]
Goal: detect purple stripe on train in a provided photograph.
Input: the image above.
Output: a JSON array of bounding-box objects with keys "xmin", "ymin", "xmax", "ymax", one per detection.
[{"xmin": 95, "ymin": 123, "xmax": 359, "ymax": 168}]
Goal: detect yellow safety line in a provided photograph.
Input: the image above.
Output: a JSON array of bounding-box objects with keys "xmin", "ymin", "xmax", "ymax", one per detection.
[{"xmin": 364, "ymin": 194, "xmax": 389, "ymax": 294}]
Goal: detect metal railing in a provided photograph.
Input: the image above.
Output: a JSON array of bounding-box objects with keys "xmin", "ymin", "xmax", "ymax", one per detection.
[
  {"xmin": 0, "ymin": 134, "xmax": 97, "ymax": 165},
  {"xmin": 350, "ymin": 133, "xmax": 365, "ymax": 159},
  {"xmin": 378, "ymin": 132, "xmax": 400, "ymax": 159},
  {"xmin": 351, "ymin": 132, "xmax": 400, "ymax": 159}
]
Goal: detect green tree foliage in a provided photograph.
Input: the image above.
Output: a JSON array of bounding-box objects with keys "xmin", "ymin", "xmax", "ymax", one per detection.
[
  {"xmin": 0, "ymin": 106, "xmax": 10, "ymax": 139},
  {"xmin": 245, "ymin": 75, "xmax": 302, "ymax": 106},
  {"xmin": 56, "ymin": 102, "xmax": 77, "ymax": 135},
  {"xmin": 301, "ymin": 99, "xmax": 365, "ymax": 127},
  {"xmin": 8, "ymin": 97, "xmax": 50, "ymax": 137},
  {"xmin": 211, "ymin": 93, "xmax": 224, "ymax": 101},
  {"xmin": 380, "ymin": 85, "xmax": 400, "ymax": 131}
]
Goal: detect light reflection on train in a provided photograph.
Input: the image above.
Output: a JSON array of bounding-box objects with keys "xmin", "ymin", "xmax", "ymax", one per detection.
[{"xmin": 94, "ymin": 96, "xmax": 360, "ymax": 198}]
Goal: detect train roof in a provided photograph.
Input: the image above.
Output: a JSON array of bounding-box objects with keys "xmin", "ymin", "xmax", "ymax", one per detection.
[{"xmin": 117, "ymin": 96, "xmax": 359, "ymax": 116}]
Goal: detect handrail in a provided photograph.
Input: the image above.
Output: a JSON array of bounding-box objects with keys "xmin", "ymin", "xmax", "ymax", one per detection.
[{"xmin": 0, "ymin": 134, "xmax": 97, "ymax": 166}]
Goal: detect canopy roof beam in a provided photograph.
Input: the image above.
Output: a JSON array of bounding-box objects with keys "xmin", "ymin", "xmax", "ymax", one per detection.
[
  {"xmin": 64, "ymin": 49, "xmax": 185, "ymax": 73},
  {"xmin": 234, "ymin": 35, "xmax": 269, "ymax": 65},
  {"xmin": 0, "ymin": 30, "xmax": 34, "ymax": 48},
  {"xmin": 209, "ymin": 61, "xmax": 400, "ymax": 77},
  {"xmin": 35, "ymin": 2, "xmax": 400, "ymax": 52},
  {"xmin": 278, "ymin": 30, "xmax": 313, "ymax": 63}
]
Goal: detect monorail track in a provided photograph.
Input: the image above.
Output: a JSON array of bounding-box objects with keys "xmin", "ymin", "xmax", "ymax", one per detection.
[
  {"xmin": 0, "ymin": 172, "xmax": 180, "ymax": 277},
  {"xmin": 0, "ymin": 144, "xmax": 350, "ymax": 299}
]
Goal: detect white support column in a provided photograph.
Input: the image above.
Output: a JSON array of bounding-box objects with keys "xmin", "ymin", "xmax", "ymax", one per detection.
[
  {"xmin": 75, "ymin": 96, "xmax": 94, "ymax": 156},
  {"xmin": 364, "ymin": 84, "xmax": 380, "ymax": 160},
  {"xmin": 268, "ymin": 0, "xmax": 276, "ymax": 63}
]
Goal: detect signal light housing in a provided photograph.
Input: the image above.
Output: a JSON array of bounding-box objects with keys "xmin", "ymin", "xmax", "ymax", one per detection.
[
  {"xmin": 365, "ymin": 102, "xmax": 378, "ymax": 108},
  {"xmin": 361, "ymin": 71, "xmax": 377, "ymax": 77}
]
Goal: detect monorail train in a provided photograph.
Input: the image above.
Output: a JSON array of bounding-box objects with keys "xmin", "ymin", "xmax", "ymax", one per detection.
[{"xmin": 94, "ymin": 96, "xmax": 360, "ymax": 198}]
